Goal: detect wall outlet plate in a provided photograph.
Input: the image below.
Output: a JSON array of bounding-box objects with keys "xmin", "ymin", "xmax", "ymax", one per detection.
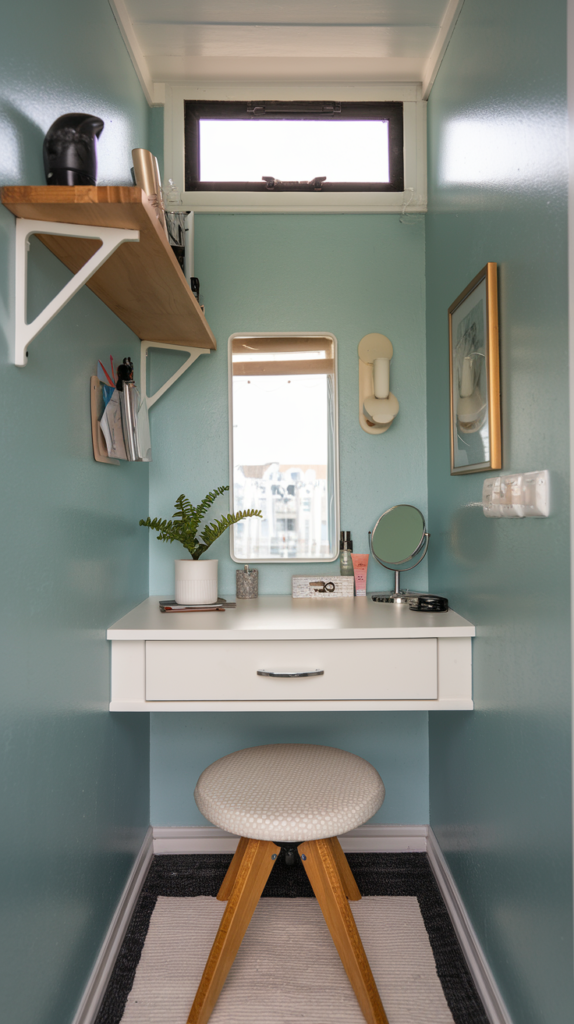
[{"xmin": 482, "ymin": 470, "xmax": 550, "ymax": 518}]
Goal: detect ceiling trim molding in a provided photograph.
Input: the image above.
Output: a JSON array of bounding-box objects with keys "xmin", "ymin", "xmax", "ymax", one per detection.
[
  {"xmin": 108, "ymin": 0, "xmax": 155, "ymax": 106},
  {"xmin": 162, "ymin": 82, "xmax": 420, "ymax": 101},
  {"xmin": 422, "ymin": 0, "xmax": 465, "ymax": 100}
]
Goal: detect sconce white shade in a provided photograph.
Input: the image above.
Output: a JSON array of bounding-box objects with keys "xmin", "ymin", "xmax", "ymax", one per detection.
[
  {"xmin": 358, "ymin": 333, "xmax": 399, "ymax": 434},
  {"xmin": 363, "ymin": 392, "xmax": 399, "ymax": 425},
  {"xmin": 373, "ymin": 357, "xmax": 390, "ymax": 399}
]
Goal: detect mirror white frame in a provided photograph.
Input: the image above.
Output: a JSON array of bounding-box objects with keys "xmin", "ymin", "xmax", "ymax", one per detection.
[{"xmin": 228, "ymin": 332, "xmax": 340, "ymax": 563}]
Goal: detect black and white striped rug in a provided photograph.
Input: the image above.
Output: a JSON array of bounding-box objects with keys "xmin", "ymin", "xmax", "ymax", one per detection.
[{"xmin": 95, "ymin": 853, "xmax": 488, "ymax": 1024}]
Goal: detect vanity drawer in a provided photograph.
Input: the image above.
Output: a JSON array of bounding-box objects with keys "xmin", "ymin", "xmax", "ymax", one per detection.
[{"xmin": 145, "ymin": 638, "xmax": 437, "ymax": 701}]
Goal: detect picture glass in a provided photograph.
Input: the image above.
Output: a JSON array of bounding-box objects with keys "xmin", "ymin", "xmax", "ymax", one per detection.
[{"xmin": 450, "ymin": 277, "xmax": 490, "ymax": 471}]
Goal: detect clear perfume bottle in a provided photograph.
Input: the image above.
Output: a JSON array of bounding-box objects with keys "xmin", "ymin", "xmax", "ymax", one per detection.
[
  {"xmin": 340, "ymin": 531, "xmax": 354, "ymax": 575},
  {"xmin": 163, "ymin": 177, "xmax": 180, "ymax": 206}
]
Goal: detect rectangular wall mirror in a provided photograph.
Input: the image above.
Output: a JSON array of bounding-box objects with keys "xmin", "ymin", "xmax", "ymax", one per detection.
[{"xmin": 229, "ymin": 333, "xmax": 339, "ymax": 562}]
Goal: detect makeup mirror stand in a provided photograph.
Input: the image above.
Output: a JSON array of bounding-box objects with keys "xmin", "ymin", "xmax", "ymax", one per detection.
[
  {"xmin": 369, "ymin": 535, "xmax": 430, "ymax": 604},
  {"xmin": 368, "ymin": 504, "xmax": 430, "ymax": 605},
  {"xmin": 391, "ymin": 568, "xmax": 405, "ymax": 602}
]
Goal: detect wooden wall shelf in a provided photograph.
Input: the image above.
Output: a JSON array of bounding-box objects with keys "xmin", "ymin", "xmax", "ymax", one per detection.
[{"xmin": 1, "ymin": 186, "xmax": 217, "ymax": 352}]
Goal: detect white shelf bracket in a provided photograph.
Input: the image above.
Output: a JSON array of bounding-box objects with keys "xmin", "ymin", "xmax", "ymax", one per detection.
[
  {"xmin": 137, "ymin": 341, "xmax": 210, "ymax": 461},
  {"xmin": 14, "ymin": 218, "xmax": 140, "ymax": 366},
  {"xmin": 140, "ymin": 340, "xmax": 209, "ymax": 410}
]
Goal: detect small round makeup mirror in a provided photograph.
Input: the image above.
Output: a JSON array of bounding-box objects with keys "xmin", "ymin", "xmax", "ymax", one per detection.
[{"xmin": 369, "ymin": 504, "xmax": 430, "ymax": 604}]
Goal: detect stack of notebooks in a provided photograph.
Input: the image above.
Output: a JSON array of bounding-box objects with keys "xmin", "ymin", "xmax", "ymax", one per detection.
[{"xmin": 159, "ymin": 599, "xmax": 236, "ymax": 614}]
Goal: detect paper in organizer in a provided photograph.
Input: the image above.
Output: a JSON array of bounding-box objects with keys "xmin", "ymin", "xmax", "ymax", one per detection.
[{"xmin": 99, "ymin": 357, "xmax": 151, "ymax": 462}]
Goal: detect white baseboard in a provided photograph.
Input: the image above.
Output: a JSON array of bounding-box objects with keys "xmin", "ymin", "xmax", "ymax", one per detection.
[
  {"xmin": 340, "ymin": 824, "xmax": 428, "ymax": 853},
  {"xmin": 426, "ymin": 829, "xmax": 513, "ymax": 1024},
  {"xmin": 152, "ymin": 824, "xmax": 429, "ymax": 855},
  {"xmin": 71, "ymin": 827, "xmax": 154, "ymax": 1024},
  {"xmin": 153, "ymin": 826, "xmax": 240, "ymax": 854}
]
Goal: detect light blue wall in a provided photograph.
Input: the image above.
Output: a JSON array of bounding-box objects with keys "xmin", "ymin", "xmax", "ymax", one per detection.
[
  {"xmin": 0, "ymin": 3, "xmax": 151, "ymax": 1023},
  {"xmin": 151, "ymin": 712, "xmax": 429, "ymax": 826},
  {"xmin": 148, "ymin": 106, "xmax": 164, "ymax": 180},
  {"xmin": 149, "ymin": 213, "xmax": 428, "ymax": 595},
  {"xmin": 148, "ymin": 212, "xmax": 430, "ymax": 825},
  {"xmin": 425, "ymin": 1, "xmax": 573, "ymax": 1022}
]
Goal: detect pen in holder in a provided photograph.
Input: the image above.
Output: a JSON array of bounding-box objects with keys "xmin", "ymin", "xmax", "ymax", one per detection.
[
  {"xmin": 117, "ymin": 358, "xmax": 142, "ymax": 461},
  {"xmin": 236, "ymin": 564, "xmax": 258, "ymax": 599}
]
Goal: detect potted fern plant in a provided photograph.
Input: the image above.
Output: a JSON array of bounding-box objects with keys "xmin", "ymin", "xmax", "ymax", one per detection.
[{"xmin": 140, "ymin": 486, "xmax": 262, "ymax": 605}]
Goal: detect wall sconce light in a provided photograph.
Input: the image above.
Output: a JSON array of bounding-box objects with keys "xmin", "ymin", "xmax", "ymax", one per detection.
[{"xmin": 358, "ymin": 333, "xmax": 399, "ymax": 434}]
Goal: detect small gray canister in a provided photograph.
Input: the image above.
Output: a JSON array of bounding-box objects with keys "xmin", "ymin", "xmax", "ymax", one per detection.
[{"xmin": 236, "ymin": 564, "xmax": 258, "ymax": 599}]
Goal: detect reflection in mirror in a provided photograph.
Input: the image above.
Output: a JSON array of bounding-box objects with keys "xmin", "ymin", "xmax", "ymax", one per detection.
[
  {"xmin": 229, "ymin": 334, "xmax": 339, "ymax": 562},
  {"xmin": 369, "ymin": 504, "xmax": 430, "ymax": 604},
  {"xmin": 371, "ymin": 505, "xmax": 425, "ymax": 565}
]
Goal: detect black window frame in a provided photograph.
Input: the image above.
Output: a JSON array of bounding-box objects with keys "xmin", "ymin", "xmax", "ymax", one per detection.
[{"xmin": 184, "ymin": 100, "xmax": 404, "ymax": 193}]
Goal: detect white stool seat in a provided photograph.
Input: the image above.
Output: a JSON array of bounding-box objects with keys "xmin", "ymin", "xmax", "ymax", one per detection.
[{"xmin": 194, "ymin": 743, "xmax": 385, "ymax": 842}]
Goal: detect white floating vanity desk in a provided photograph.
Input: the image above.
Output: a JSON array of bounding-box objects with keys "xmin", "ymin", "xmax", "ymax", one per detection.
[{"xmin": 108, "ymin": 596, "xmax": 474, "ymax": 712}]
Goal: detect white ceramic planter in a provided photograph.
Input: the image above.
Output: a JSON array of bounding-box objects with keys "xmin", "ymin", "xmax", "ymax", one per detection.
[{"xmin": 175, "ymin": 559, "xmax": 218, "ymax": 605}]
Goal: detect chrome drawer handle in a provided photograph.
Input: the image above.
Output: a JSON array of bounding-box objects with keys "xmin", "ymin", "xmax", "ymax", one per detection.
[{"xmin": 257, "ymin": 669, "xmax": 324, "ymax": 678}]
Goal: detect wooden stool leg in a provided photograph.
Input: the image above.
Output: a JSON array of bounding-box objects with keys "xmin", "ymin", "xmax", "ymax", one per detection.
[
  {"xmin": 217, "ymin": 836, "xmax": 250, "ymax": 901},
  {"xmin": 187, "ymin": 838, "xmax": 280, "ymax": 1024},
  {"xmin": 299, "ymin": 838, "xmax": 389, "ymax": 1024},
  {"xmin": 327, "ymin": 837, "xmax": 362, "ymax": 901}
]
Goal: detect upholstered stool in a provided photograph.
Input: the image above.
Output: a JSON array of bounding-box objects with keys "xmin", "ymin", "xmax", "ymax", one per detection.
[{"xmin": 187, "ymin": 743, "xmax": 388, "ymax": 1024}]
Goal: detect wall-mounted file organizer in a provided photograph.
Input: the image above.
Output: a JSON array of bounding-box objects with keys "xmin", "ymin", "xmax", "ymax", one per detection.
[
  {"xmin": 92, "ymin": 358, "xmax": 144, "ymax": 464},
  {"xmin": 91, "ymin": 344, "xmax": 210, "ymax": 466}
]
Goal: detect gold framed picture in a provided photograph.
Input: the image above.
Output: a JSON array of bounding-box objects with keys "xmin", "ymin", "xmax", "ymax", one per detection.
[{"xmin": 449, "ymin": 263, "xmax": 501, "ymax": 475}]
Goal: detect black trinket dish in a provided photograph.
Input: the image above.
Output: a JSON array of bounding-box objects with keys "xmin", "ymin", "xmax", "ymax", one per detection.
[{"xmin": 408, "ymin": 594, "xmax": 449, "ymax": 612}]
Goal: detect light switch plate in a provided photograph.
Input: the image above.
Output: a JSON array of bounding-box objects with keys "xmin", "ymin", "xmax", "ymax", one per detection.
[
  {"xmin": 482, "ymin": 470, "xmax": 550, "ymax": 518},
  {"xmin": 521, "ymin": 470, "xmax": 550, "ymax": 517}
]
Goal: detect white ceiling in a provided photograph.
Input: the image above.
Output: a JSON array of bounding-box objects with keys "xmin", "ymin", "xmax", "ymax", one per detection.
[{"xmin": 110, "ymin": 0, "xmax": 464, "ymax": 104}]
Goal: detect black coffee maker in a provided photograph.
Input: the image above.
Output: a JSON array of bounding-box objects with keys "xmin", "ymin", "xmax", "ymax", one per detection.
[{"xmin": 43, "ymin": 113, "xmax": 104, "ymax": 186}]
